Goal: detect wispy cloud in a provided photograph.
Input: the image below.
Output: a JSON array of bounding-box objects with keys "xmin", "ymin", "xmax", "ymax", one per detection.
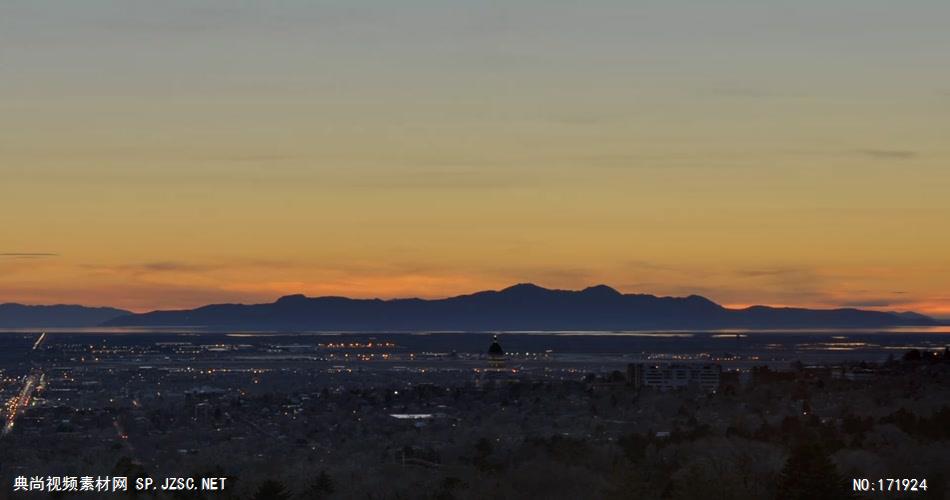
[
  {"xmin": 84, "ymin": 259, "xmax": 294, "ymax": 276},
  {"xmin": 702, "ymin": 87, "xmax": 782, "ymax": 98},
  {"xmin": 345, "ymin": 168, "xmax": 524, "ymax": 190},
  {"xmin": 0, "ymin": 252, "xmax": 59, "ymax": 258},
  {"xmin": 735, "ymin": 267, "xmax": 800, "ymax": 278},
  {"xmin": 838, "ymin": 299, "xmax": 899, "ymax": 308},
  {"xmin": 136, "ymin": 261, "xmax": 221, "ymax": 273},
  {"xmin": 858, "ymin": 149, "xmax": 918, "ymax": 160}
]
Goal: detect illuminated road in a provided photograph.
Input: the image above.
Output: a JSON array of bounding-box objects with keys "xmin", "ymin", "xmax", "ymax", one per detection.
[
  {"xmin": 2, "ymin": 333, "xmax": 48, "ymax": 438},
  {"xmin": 2, "ymin": 370, "xmax": 40, "ymax": 437},
  {"xmin": 32, "ymin": 332, "xmax": 48, "ymax": 351}
]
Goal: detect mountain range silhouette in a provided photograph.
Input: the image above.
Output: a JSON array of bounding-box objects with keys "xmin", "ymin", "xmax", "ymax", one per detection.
[
  {"xmin": 0, "ymin": 303, "xmax": 131, "ymax": 328},
  {"xmin": 98, "ymin": 283, "xmax": 938, "ymax": 330}
]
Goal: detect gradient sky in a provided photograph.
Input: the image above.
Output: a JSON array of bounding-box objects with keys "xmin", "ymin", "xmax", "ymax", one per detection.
[{"xmin": 2, "ymin": 1, "xmax": 949, "ymax": 316}]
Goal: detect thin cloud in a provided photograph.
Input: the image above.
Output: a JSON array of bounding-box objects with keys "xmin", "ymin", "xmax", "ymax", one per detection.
[
  {"xmin": 858, "ymin": 149, "xmax": 917, "ymax": 160},
  {"xmin": 703, "ymin": 87, "xmax": 779, "ymax": 98},
  {"xmin": 735, "ymin": 268, "xmax": 799, "ymax": 278},
  {"xmin": 0, "ymin": 252, "xmax": 59, "ymax": 258},
  {"xmin": 625, "ymin": 260, "xmax": 679, "ymax": 272},
  {"xmin": 838, "ymin": 295, "xmax": 918, "ymax": 309},
  {"xmin": 346, "ymin": 169, "xmax": 523, "ymax": 190},
  {"xmin": 138, "ymin": 261, "xmax": 220, "ymax": 273},
  {"xmin": 81, "ymin": 259, "xmax": 295, "ymax": 277},
  {"xmin": 838, "ymin": 299, "xmax": 896, "ymax": 308},
  {"xmin": 209, "ymin": 154, "xmax": 299, "ymax": 163}
]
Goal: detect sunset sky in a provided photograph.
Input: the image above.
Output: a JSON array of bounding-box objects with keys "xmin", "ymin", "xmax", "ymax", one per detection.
[{"xmin": 2, "ymin": 1, "xmax": 949, "ymax": 316}]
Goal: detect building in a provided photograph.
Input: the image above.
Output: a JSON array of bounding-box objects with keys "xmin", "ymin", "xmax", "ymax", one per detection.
[
  {"xmin": 627, "ymin": 363, "xmax": 721, "ymax": 392},
  {"xmin": 487, "ymin": 334, "xmax": 506, "ymax": 370},
  {"xmin": 475, "ymin": 335, "xmax": 516, "ymax": 386}
]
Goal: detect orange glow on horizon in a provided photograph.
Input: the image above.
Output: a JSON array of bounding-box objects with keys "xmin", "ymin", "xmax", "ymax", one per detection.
[{"xmin": 1, "ymin": 263, "xmax": 948, "ymax": 319}]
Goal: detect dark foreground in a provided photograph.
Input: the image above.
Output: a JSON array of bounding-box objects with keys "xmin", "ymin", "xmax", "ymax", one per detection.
[{"xmin": 0, "ymin": 332, "xmax": 948, "ymax": 499}]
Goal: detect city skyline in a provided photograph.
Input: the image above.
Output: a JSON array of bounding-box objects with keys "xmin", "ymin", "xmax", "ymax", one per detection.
[{"xmin": 3, "ymin": 1, "xmax": 949, "ymax": 316}]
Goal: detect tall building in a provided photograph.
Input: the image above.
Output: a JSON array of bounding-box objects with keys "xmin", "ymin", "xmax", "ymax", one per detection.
[{"xmin": 627, "ymin": 363, "xmax": 720, "ymax": 392}]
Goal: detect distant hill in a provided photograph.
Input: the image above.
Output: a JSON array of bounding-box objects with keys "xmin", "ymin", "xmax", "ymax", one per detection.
[
  {"xmin": 103, "ymin": 283, "xmax": 938, "ymax": 330},
  {"xmin": 0, "ymin": 303, "xmax": 132, "ymax": 328},
  {"xmin": 890, "ymin": 311, "xmax": 933, "ymax": 322}
]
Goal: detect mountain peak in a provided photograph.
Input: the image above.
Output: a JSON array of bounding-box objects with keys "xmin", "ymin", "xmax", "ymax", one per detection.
[
  {"xmin": 275, "ymin": 294, "xmax": 309, "ymax": 304},
  {"xmin": 499, "ymin": 283, "xmax": 549, "ymax": 294},
  {"xmin": 581, "ymin": 284, "xmax": 622, "ymax": 296}
]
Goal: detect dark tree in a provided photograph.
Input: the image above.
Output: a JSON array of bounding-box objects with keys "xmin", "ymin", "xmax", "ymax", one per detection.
[
  {"xmin": 298, "ymin": 471, "xmax": 334, "ymax": 500},
  {"xmin": 434, "ymin": 476, "xmax": 466, "ymax": 500},
  {"xmin": 112, "ymin": 457, "xmax": 149, "ymax": 499},
  {"xmin": 473, "ymin": 437, "xmax": 494, "ymax": 471},
  {"xmin": 777, "ymin": 442, "xmax": 850, "ymax": 500},
  {"xmin": 618, "ymin": 433, "xmax": 649, "ymax": 462},
  {"xmin": 253, "ymin": 479, "xmax": 291, "ymax": 500}
]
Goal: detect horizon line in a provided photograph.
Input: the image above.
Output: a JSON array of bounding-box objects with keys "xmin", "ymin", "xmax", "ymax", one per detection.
[{"xmin": 2, "ymin": 282, "xmax": 944, "ymax": 320}]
